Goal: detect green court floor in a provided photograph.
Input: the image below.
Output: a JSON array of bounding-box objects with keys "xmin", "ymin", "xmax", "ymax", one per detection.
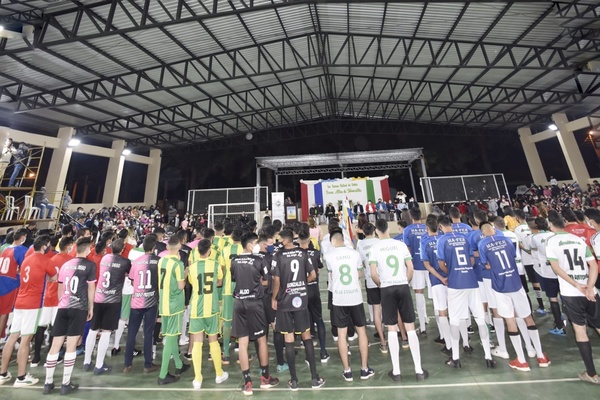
[{"xmin": 1, "ymin": 285, "xmax": 599, "ymax": 400}]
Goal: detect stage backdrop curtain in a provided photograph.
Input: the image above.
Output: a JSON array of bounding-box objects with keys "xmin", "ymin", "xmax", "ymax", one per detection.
[{"xmin": 300, "ymin": 176, "xmax": 390, "ymax": 221}]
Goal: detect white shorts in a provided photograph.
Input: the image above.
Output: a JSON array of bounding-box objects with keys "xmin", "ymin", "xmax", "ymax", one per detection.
[
  {"xmin": 10, "ymin": 309, "xmax": 41, "ymax": 336},
  {"xmin": 39, "ymin": 306, "xmax": 58, "ymax": 327},
  {"xmin": 411, "ymin": 270, "xmax": 431, "ymax": 292},
  {"xmin": 448, "ymin": 288, "xmax": 485, "ymax": 321},
  {"xmin": 494, "ymin": 288, "xmax": 531, "ymax": 319},
  {"xmin": 478, "ymin": 281, "xmax": 487, "ymax": 303},
  {"xmin": 431, "ymin": 284, "xmax": 448, "ymax": 311},
  {"xmin": 483, "ymin": 279, "xmax": 497, "ymax": 309}
]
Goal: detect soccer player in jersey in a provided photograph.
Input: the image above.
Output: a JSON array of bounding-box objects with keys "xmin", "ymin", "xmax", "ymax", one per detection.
[
  {"xmin": 449, "ymin": 206, "xmax": 472, "ymax": 236},
  {"xmin": 403, "ymin": 208, "xmax": 429, "ymax": 335},
  {"xmin": 157, "ymin": 236, "xmax": 190, "ymax": 385},
  {"xmin": 83, "ymin": 239, "xmax": 131, "ymax": 375},
  {"xmin": 221, "ymin": 227, "xmax": 243, "ymax": 364},
  {"xmin": 187, "ymin": 239, "xmax": 229, "ymax": 389},
  {"xmin": 370, "ymin": 219, "xmax": 428, "ymax": 381},
  {"xmin": 43, "ymin": 237, "xmax": 96, "ymax": 395},
  {"xmin": 231, "ymin": 232, "xmax": 280, "ymax": 395},
  {"xmin": 0, "ymin": 228, "xmax": 28, "ymax": 340},
  {"xmin": 272, "ymin": 229, "xmax": 323, "ymax": 391},
  {"xmin": 124, "ymin": 234, "xmax": 160, "ymax": 374},
  {"xmin": 421, "ymin": 216, "xmax": 452, "ymax": 356},
  {"xmin": 584, "ymin": 208, "xmax": 600, "ymax": 291},
  {"xmin": 546, "ymin": 212, "xmax": 600, "ymax": 384},
  {"xmin": 478, "ymin": 222, "xmax": 550, "ymax": 371},
  {"xmin": 0, "ymin": 235, "xmax": 55, "ymax": 387},
  {"xmin": 437, "ymin": 216, "xmax": 495, "ymax": 369},
  {"xmin": 357, "ymin": 222, "xmax": 387, "ymax": 353},
  {"xmin": 298, "ymin": 224, "xmax": 329, "ymax": 362},
  {"xmin": 325, "ymin": 227, "xmax": 374, "ymax": 381}
]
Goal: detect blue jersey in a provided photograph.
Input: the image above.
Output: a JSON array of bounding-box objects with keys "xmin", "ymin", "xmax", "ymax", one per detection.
[
  {"xmin": 478, "ymin": 235, "xmax": 522, "ymax": 293},
  {"xmin": 420, "ymin": 234, "xmax": 445, "ymax": 286},
  {"xmin": 436, "ymin": 232, "xmax": 478, "ymax": 290},
  {"xmin": 469, "ymin": 229, "xmax": 504, "ymax": 280},
  {"xmin": 452, "ymin": 223, "xmax": 473, "ymax": 236},
  {"xmin": 403, "ymin": 223, "xmax": 428, "ymax": 271},
  {"xmin": 393, "ymin": 233, "xmax": 404, "ymax": 243}
]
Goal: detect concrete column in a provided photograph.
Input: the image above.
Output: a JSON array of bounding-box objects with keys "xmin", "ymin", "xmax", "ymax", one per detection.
[
  {"xmin": 44, "ymin": 127, "xmax": 74, "ymax": 198},
  {"xmin": 144, "ymin": 149, "xmax": 161, "ymax": 206},
  {"xmin": 102, "ymin": 140, "xmax": 125, "ymax": 206},
  {"xmin": 518, "ymin": 127, "xmax": 548, "ymax": 185},
  {"xmin": 552, "ymin": 113, "xmax": 590, "ymax": 184}
]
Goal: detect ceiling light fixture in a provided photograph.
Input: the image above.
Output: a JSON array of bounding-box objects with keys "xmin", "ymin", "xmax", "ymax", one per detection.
[
  {"xmin": 548, "ymin": 124, "xmax": 558, "ymax": 131},
  {"xmin": 68, "ymin": 138, "xmax": 80, "ymax": 147}
]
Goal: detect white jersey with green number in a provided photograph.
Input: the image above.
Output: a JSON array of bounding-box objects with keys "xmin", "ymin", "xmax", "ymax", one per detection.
[
  {"xmin": 545, "ymin": 232, "xmax": 596, "ymax": 297},
  {"xmin": 531, "ymin": 231, "xmax": 556, "ymax": 278},
  {"xmin": 514, "ymin": 224, "xmax": 534, "ymax": 266},
  {"xmin": 357, "ymin": 237, "xmax": 379, "ymax": 289},
  {"xmin": 368, "ymin": 238, "xmax": 412, "ymax": 288},
  {"xmin": 324, "ymin": 246, "xmax": 363, "ymax": 306},
  {"xmin": 502, "ymin": 230, "xmax": 524, "ymax": 275}
]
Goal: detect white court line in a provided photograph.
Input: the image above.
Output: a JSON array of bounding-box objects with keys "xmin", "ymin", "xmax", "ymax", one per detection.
[{"xmin": 16, "ymin": 378, "xmax": 580, "ymax": 392}]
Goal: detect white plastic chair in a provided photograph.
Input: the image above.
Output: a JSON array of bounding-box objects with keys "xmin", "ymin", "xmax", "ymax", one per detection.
[
  {"xmin": 4, "ymin": 196, "xmax": 20, "ymax": 221},
  {"xmin": 18, "ymin": 195, "xmax": 40, "ymax": 220}
]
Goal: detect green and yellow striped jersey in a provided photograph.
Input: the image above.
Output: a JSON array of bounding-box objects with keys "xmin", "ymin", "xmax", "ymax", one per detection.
[
  {"xmin": 188, "ymin": 258, "xmax": 223, "ymax": 318},
  {"xmin": 158, "ymin": 255, "xmax": 185, "ymax": 316}
]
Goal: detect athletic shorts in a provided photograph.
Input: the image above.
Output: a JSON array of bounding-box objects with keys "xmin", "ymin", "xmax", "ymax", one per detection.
[
  {"xmin": 262, "ymin": 294, "xmax": 275, "ymax": 324},
  {"xmin": 190, "ymin": 314, "xmax": 219, "ymax": 335},
  {"xmin": 327, "ymin": 290, "xmax": 333, "ymax": 310},
  {"xmin": 120, "ymin": 294, "xmax": 132, "ymax": 320},
  {"xmin": 448, "ymin": 287, "xmax": 485, "ymax": 320},
  {"xmin": 478, "ymin": 281, "xmax": 487, "ymax": 303},
  {"xmin": 332, "ymin": 304, "xmax": 366, "ymax": 328},
  {"xmin": 562, "ymin": 295, "xmax": 600, "ymax": 328},
  {"xmin": 52, "ymin": 308, "xmax": 87, "ymax": 337},
  {"xmin": 380, "ymin": 284, "xmax": 415, "ymax": 326},
  {"xmin": 161, "ymin": 313, "xmax": 183, "ymax": 337},
  {"xmin": 307, "ymin": 285, "xmax": 323, "ymax": 323},
  {"xmin": 232, "ymin": 299, "xmax": 267, "ymax": 340},
  {"xmin": 91, "ymin": 302, "xmax": 121, "ymax": 331},
  {"xmin": 0, "ymin": 290, "xmax": 17, "ymax": 315},
  {"xmin": 275, "ymin": 308, "xmax": 311, "ymax": 335},
  {"xmin": 494, "ymin": 288, "xmax": 531, "ymax": 319},
  {"xmin": 540, "ymin": 276, "xmax": 560, "ymax": 298},
  {"xmin": 221, "ymin": 295, "xmax": 233, "ymax": 321},
  {"xmin": 39, "ymin": 306, "xmax": 58, "ymax": 327},
  {"xmin": 411, "ymin": 270, "xmax": 429, "ymax": 291},
  {"xmin": 431, "ymin": 284, "xmax": 448, "ymax": 311},
  {"xmin": 524, "ymin": 265, "xmax": 538, "ymax": 285},
  {"xmin": 519, "ymin": 275, "xmax": 529, "ymax": 293},
  {"xmin": 10, "ymin": 308, "xmax": 41, "ymax": 335},
  {"xmin": 366, "ymin": 287, "xmax": 381, "ymax": 305},
  {"xmin": 483, "ymin": 279, "xmax": 497, "ymax": 309}
]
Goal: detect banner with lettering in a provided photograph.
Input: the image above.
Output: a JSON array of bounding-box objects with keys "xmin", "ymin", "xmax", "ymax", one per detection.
[{"xmin": 300, "ymin": 176, "xmax": 390, "ymax": 221}]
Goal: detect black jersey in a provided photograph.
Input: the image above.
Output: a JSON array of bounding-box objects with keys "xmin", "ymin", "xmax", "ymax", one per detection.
[
  {"xmin": 306, "ymin": 248, "xmax": 322, "ymax": 287},
  {"xmin": 257, "ymin": 252, "xmax": 274, "ymax": 294},
  {"xmin": 272, "ymin": 248, "xmax": 314, "ymax": 312},
  {"xmin": 231, "ymin": 254, "xmax": 268, "ymax": 300}
]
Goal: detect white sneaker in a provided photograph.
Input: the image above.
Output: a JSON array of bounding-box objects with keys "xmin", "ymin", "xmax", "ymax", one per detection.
[
  {"xmin": 192, "ymin": 380, "xmax": 202, "ymax": 390},
  {"xmin": 13, "ymin": 373, "xmax": 39, "ymax": 387},
  {"xmin": 179, "ymin": 337, "xmax": 189, "ymax": 346},
  {"xmin": 0, "ymin": 372, "xmax": 12, "ymax": 385},
  {"xmin": 333, "ymin": 336, "xmax": 338, "ymax": 342},
  {"xmin": 215, "ymin": 371, "xmax": 229, "ymax": 384},
  {"xmin": 491, "ymin": 348, "xmax": 509, "ymax": 359},
  {"xmin": 348, "ymin": 333, "xmax": 358, "ymax": 342},
  {"xmin": 527, "ymin": 349, "xmax": 537, "ymax": 358}
]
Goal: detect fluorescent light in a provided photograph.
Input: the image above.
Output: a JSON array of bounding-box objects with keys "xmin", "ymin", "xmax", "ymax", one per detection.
[
  {"xmin": 0, "ymin": 26, "xmax": 4, "ymax": 32},
  {"xmin": 122, "ymin": 148, "xmax": 131, "ymax": 156},
  {"xmin": 68, "ymin": 138, "xmax": 80, "ymax": 146},
  {"xmin": 548, "ymin": 124, "xmax": 558, "ymax": 131}
]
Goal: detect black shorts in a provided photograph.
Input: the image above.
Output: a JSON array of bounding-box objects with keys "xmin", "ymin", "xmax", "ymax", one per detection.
[
  {"xmin": 184, "ymin": 282, "xmax": 192, "ymax": 306},
  {"xmin": 275, "ymin": 308, "xmax": 311, "ymax": 335},
  {"xmin": 381, "ymin": 285, "xmax": 415, "ymax": 325},
  {"xmin": 52, "ymin": 308, "xmax": 88, "ymax": 337},
  {"xmin": 562, "ymin": 295, "xmax": 600, "ymax": 328},
  {"xmin": 91, "ymin": 302, "xmax": 121, "ymax": 331},
  {"xmin": 524, "ymin": 265, "xmax": 538, "ymax": 285},
  {"xmin": 520, "ymin": 275, "xmax": 529, "ymax": 293},
  {"xmin": 366, "ymin": 287, "xmax": 381, "ymax": 305},
  {"xmin": 307, "ymin": 285, "xmax": 322, "ymax": 323},
  {"xmin": 327, "ymin": 290, "xmax": 333, "ymax": 310},
  {"xmin": 332, "ymin": 304, "xmax": 367, "ymax": 328},
  {"xmin": 231, "ymin": 299, "xmax": 268, "ymax": 340},
  {"xmin": 540, "ymin": 277, "xmax": 560, "ymax": 298},
  {"xmin": 262, "ymin": 295, "xmax": 275, "ymax": 325}
]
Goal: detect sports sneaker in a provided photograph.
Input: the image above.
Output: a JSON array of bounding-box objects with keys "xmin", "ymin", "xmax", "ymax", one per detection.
[
  {"xmin": 42, "ymin": 382, "xmax": 54, "ymax": 395},
  {"xmin": 312, "ymin": 377, "xmax": 325, "ymax": 388},
  {"xmin": 321, "ymin": 353, "xmax": 330, "ymax": 363},
  {"xmin": 179, "ymin": 337, "xmax": 189, "ymax": 346},
  {"xmin": 463, "ymin": 345, "xmax": 474, "ymax": 355},
  {"xmin": 111, "ymin": 347, "xmax": 121, "ymax": 356},
  {"xmin": 485, "ymin": 359, "xmax": 497, "ymax": 368},
  {"xmin": 143, "ymin": 364, "xmax": 159, "ymax": 374},
  {"xmin": 467, "ymin": 326, "xmax": 475, "ymax": 335},
  {"xmin": 433, "ymin": 336, "xmax": 445, "ymax": 345},
  {"xmin": 83, "ymin": 363, "xmax": 92, "ymax": 372},
  {"xmin": 348, "ymin": 333, "xmax": 358, "ymax": 342},
  {"xmin": 60, "ymin": 382, "xmax": 79, "ymax": 395},
  {"xmin": 287, "ymin": 379, "xmax": 299, "ymax": 391},
  {"xmin": 441, "ymin": 347, "xmax": 452, "ymax": 356},
  {"xmin": 419, "ymin": 330, "xmax": 427, "ymax": 337},
  {"xmin": 366, "ymin": 320, "xmax": 374, "ymax": 327},
  {"xmin": 183, "ymin": 353, "xmax": 192, "ymax": 361},
  {"xmin": 535, "ymin": 308, "xmax": 547, "ymax": 315},
  {"xmin": 548, "ymin": 327, "xmax": 566, "ymax": 336},
  {"xmin": 360, "ymin": 367, "xmax": 375, "ymax": 380},
  {"xmin": 379, "ymin": 343, "xmax": 389, "ymax": 354},
  {"xmin": 333, "ymin": 336, "xmax": 338, "ymax": 342},
  {"xmin": 13, "ymin": 373, "xmax": 38, "ymax": 387},
  {"xmin": 0, "ymin": 372, "xmax": 12, "ymax": 385},
  {"xmin": 446, "ymin": 358, "xmax": 461, "ymax": 368},
  {"xmin": 174, "ymin": 363, "xmax": 191, "ymax": 376},
  {"xmin": 93, "ymin": 364, "xmax": 113, "ymax": 375},
  {"xmin": 242, "ymin": 382, "xmax": 253, "ymax": 396},
  {"xmin": 537, "ymin": 353, "xmax": 551, "ymax": 368},
  {"xmin": 215, "ymin": 371, "xmax": 229, "ymax": 384},
  {"xmin": 276, "ymin": 363, "xmax": 289, "ymax": 372},
  {"xmin": 30, "ymin": 359, "xmax": 40, "ymax": 368},
  {"xmin": 578, "ymin": 371, "xmax": 600, "ymax": 385},
  {"xmin": 192, "ymin": 380, "xmax": 202, "ymax": 390},
  {"xmin": 132, "ymin": 348, "xmax": 141, "ymax": 357},
  {"xmin": 401, "ymin": 340, "xmax": 409, "ymax": 349},
  {"xmin": 222, "ymin": 356, "xmax": 230, "ymax": 365},
  {"xmin": 260, "ymin": 375, "xmax": 279, "ymax": 389},
  {"xmin": 491, "ymin": 348, "xmax": 509, "ymax": 359},
  {"xmin": 342, "ymin": 370, "xmax": 353, "ymax": 382},
  {"xmin": 509, "ymin": 358, "xmax": 531, "ymax": 372},
  {"xmin": 387, "ymin": 370, "xmax": 402, "ymax": 381},
  {"xmin": 527, "ymin": 349, "xmax": 537, "ymax": 358},
  {"xmin": 157, "ymin": 373, "xmax": 179, "ymax": 385},
  {"xmin": 416, "ymin": 369, "xmax": 429, "ymax": 381},
  {"xmin": 489, "ymin": 325, "xmax": 496, "ymax": 333}
]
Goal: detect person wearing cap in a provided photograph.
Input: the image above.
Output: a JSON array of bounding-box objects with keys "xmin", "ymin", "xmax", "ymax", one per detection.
[{"xmin": 33, "ymin": 187, "xmax": 55, "ymax": 219}]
